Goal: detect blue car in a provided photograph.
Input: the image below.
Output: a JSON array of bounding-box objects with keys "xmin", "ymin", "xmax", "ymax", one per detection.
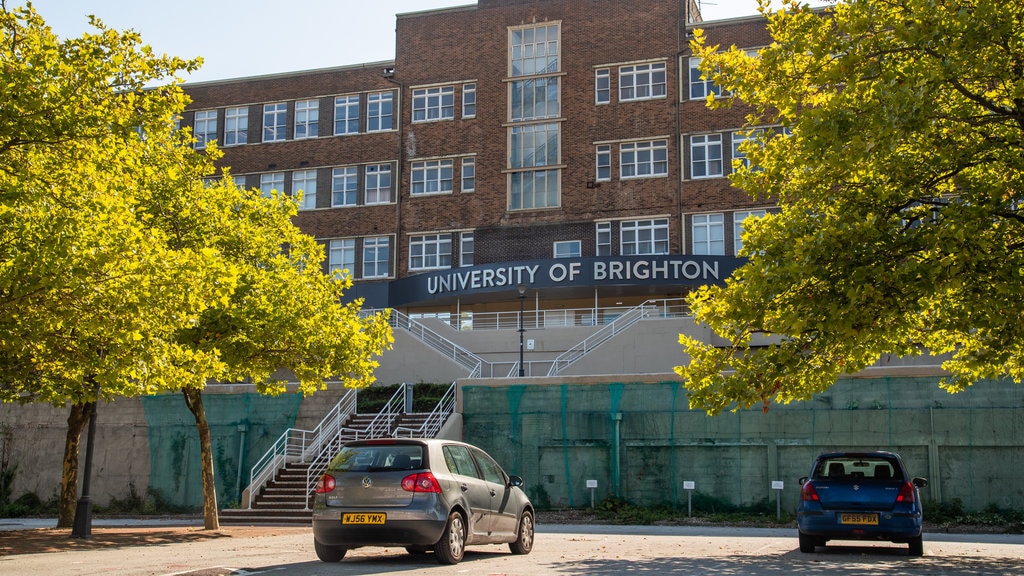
[{"xmin": 797, "ymin": 451, "xmax": 928, "ymax": 556}]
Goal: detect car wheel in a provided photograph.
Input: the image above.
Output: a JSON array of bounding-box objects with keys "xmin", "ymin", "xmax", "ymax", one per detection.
[
  {"xmin": 406, "ymin": 546, "xmax": 430, "ymax": 555},
  {"xmin": 908, "ymin": 535, "xmax": 924, "ymax": 557},
  {"xmin": 798, "ymin": 531, "xmax": 817, "ymax": 553},
  {"xmin": 434, "ymin": 511, "xmax": 466, "ymax": 565},
  {"xmin": 509, "ymin": 510, "xmax": 535, "ymax": 555},
  {"xmin": 314, "ymin": 539, "xmax": 347, "ymax": 562}
]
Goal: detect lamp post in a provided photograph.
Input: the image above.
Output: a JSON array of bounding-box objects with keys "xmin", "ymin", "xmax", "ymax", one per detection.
[{"xmin": 517, "ymin": 283, "xmax": 526, "ymax": 377}]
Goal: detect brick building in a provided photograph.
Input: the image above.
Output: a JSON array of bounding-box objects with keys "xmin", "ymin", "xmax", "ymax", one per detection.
[{"xmin": 181, "ymin": 0, "xmax": 775, "ymax": 316}]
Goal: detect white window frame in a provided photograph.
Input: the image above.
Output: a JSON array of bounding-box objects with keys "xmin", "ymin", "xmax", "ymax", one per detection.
[
  {"xmin": 554, "ymin": 240, "xmax": 581, "ymax": 258},
  {"xmin": 596, "ymin": 145, "xmax": 611, "ymax": 181},
  {"xmin": 620, "ymin": 140, "xmax": 668, "ymax": 179},
  {"xmin": 692, "ymin": 213, "xmax": 725, "ymax": 255},
  {"xmin": 334, "ymin": 95, "xmax": 359, "ymax": 135},
  {"xmin": 294, "ymin": 99, "xmax": 319, "ymax": 139},
  {"xmin": 367, "ymin": 91, "xmax": 394, "ymax": 132},
  {"xmin": 690, "ymin": 134, "xmax": 723, "ymax": 179},
  {"xmin": 411, "ymin": 159, "xmax": 454, "ymax": 195},
  {"xmin": 621, "ymin": 218, "xmax": 670, "ymax": 255},
  {"xmin": 223, "ymin": 106, "xmax": 247, "ymax": 146},
  {"xmin": 510, "ymin": 77, "xmax": 560, "ymax": 121},
  {"xmin": 733, "ymin": 210, "xmax": 766, "ymax": 255},
  {"xmin": 596, "ymin": 222, "xmax": 612, "ymax": 256},
  {"xmin": 595, "ymin": 68, "xmax": 610, "ymax": 104},
  {"xmin": 193, "ymin": 110, "xmax": 217, "ymax": 149},
  {"xmin": 510, "ymin": 23, "xmax": 560, "ymax": 77},
  {"xmin": 689, "ymin": 57, "xmax": 723, "ymax": 100},
  {"xmin": 331, "ymin": 166, "xmax": 358, "ymax": 207},
  {"xmin": 364, "ymin": 164, "xmax": 392, "ymax": 205},
  {"xmin": 412, "ymin": 86, "xmax": 455, "ymax": 122},
  {"xmin": 460, "ymin": 231, "xmax": 474, "ymax": 267},
  {"xmin": 462, "ymin": 83, "xmax": 476, "ymax": 118},
  {"xmin": 259, "ymin": 172, "xmax": 284, "ymax": 198},
  {"xmin": 362, "ymin": 236, "xmax": 390, "ymax": 279},
  {"xmin": 510, "ymin": 169, "xmax": 560, "ymax": 210},
  {"xmin": 328, "ymin": 238, "xmax": 355, "ymax": 278},
  {"xmin": 619, "ymin": 62, "xmax": 666, "ymax": 102},
  {"xmin": 262, "ymin": 103, "xmax": 288, "ymax": 142},
  {"xmin": 409, "ymin": 233, "xmax": 453, "ymax": 271},
  {"xmin": 292, "ymin": 169, "xmax": 317, "ymax": 211},
  {"xmin": 461, "ymin": 157, "xmax": 476, "ymax": 192}
]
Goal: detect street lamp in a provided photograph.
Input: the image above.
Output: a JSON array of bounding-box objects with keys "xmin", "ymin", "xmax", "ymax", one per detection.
[{"xmin": 517, "ymin": 283, "xmax": 526, "ymax": 377}]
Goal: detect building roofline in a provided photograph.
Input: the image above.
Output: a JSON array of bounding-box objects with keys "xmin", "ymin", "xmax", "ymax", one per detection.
[
  {"xmin": 396, "ymin": 3, "xmax": 477, "ymax": 19},
  {"xmin": 180, "ymin": 59, "xmax": 397, "ymax": 87}
]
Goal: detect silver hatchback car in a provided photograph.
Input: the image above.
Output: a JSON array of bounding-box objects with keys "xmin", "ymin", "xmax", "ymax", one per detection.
[{"xmin": 311, "ymin": 438, "xmax": 535, "ymax": 564}]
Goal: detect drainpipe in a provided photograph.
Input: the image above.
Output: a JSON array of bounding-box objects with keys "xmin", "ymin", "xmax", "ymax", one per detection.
[
  {"xmin": 236, "ymin": 423, "xmax": 248, "ymax": 504},
  {"xmin": 612, "ymin": 412, "xmax": 623, "ymax": 498}
]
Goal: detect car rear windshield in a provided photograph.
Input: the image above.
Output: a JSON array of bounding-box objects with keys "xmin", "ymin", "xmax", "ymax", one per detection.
[
  {"xmin": 327, "ymin": 444, "xmax": 425, "ymax": 472},
  {"xmin": 812, "ymin": 456, "xmax": 902, "ymax": 481}
]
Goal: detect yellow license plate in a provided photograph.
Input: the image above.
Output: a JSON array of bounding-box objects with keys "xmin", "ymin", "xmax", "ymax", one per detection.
[
  {"xmin": 342, "ymin": 513, "xmax": 386, "ymax": 525},
  {"xmin": 840, "ymin": 513, "xmax": 879, "ymax": 525}
]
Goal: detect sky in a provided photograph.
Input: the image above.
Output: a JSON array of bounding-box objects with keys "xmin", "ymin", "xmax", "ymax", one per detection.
[{"xmin": 28, "ymin": 0, "xmax": 832, "ymax": 83}]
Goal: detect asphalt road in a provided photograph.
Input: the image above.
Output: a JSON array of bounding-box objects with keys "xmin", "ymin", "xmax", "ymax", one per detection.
[{"xmin": 2, "ymin": 523, "xmax": 1023, "ymax": 576}]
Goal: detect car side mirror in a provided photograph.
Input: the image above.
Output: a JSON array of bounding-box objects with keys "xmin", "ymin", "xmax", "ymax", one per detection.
[
  {"xmin": 912, "ymin": 477, "xmax": 928, "ymax": 488},
  {"xmin": 508, "ymin": 475, "xmax": 524, "ymax": 488},
  {"xmin": 799, "ymin": 476, "xmax": 808, "ymax": 485}
]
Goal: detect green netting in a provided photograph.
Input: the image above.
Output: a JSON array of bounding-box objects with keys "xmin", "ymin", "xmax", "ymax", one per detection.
[
  {"xmin": 142, "ymin": 392, "xmax": 302, "ymax": 509},
  {"xmin": 461, "ymin": 377, "xmax": 1024, "ymax": 513}
]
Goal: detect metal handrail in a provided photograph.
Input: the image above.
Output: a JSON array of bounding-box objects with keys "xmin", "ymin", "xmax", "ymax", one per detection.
[
  {"xmin": 394, "ymin": 381, "xmax": 457, "ymax": 438},
  {"xmin": 389, "ymin": 310, "xmax": 488, "ymax": 377},
  {"xmin": 547, "ymin": 300, "xmax": 666, "ymax": 376}
]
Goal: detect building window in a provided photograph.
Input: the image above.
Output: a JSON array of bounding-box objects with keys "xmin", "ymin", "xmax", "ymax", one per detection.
[
  {"xmin": 411, "ymin": 160, "xmax": 453, "ymax": 195},
  {"xmin": 412, "ymin": 86, "xmax": 455, "ymax": 122},
  {"xmin": 692, "ymin": 213, "xmax": 725, "ymax": 255},
  {"xmin": 328, "ymin": 238, "xmax": 355, "ymax": 278},
  {"xmin": 364, "ymin": 164, "xmax": 392, "ymax": 205},
  {"xmin": 362, "ymin": 236, "xmax": 390, "ymax": 279},
  {"xmin": 596, "ymin": 145, "xmax": 611, "ymax": 181},
  {"xmin": 409, "ymin": 233, "xmax": 452, "ymax": 271},
  {"xmin": 731, "ymin": 129, "xmax": 763, "ymax": 172},
  {"xmin": 292, "ymin": 169, "xmax": 317, "ymax": 210},
  {"xmin": 262, "ymin": 103, "xmax": 288, "ymax": 142},
  {"xmin": 554, "ymin": 240, "xmax": 581, "ymax": 258},
  {"xmin": 596, "ymin": 222, "xmax": 611, "ymax": 256},
  {"xmin": 461, "ymin": 157, "xmax": 475, "ymax": 192},
  {"xmin": 733, "ymin": 210, "xmax": 766, "ymax": 255},
  {"xmin": 331, "ymin": 166, "xmax": 358, "ymax": 207},
  {"xmin": 621, "ymin": 140, "xmax": 668, "ymax": 178},
  {"xmin": 367, "ymin": 91, "xmax": 393, "ymax": 132},
  {"xmin": 689, "ymin": 57, "xmax": 723, "ymax": 100},
  {"xmin": 224, "ymin": 107, "xmax": 247, "ymax": 146},
  {"xmin": 334, "ymin": 95, "xmax": 359, "ymax": 135},
  {"xmin": 193, "ymin": 110, "xmax": 217, "ymax": 149},
  {"xmin": 232, "ymin": 175, "xmax": 247, "ymax": 190},
  {"xmin": 510, "ymin": 23, "xmax": 559, "ymax": 76},
  {"xmin": 294, "ymin": 99, "xmax": 319, "ymax": 139},
  {"xmin": 690, "ymin": 134, "xmax": 723, "ymax": 179},
  {"xmin": 462, "ymin": 83, "xmax": 476, "ymax": 118},
  {"xmin": 259, "ymin": 172, "xmax": 284, "ymax": 198},
  {"xmin": 619, "ymin": 62, "xmax": 666, "ymax": 101},
  {"xmin": 595, "ymin": 68, "xmax": 610, "ymax": 104},
  {"xmin": 621, "ymin": 219, "xmax": 669, "ymax": 255},
  {"xmin": 511, "ymin": 123, "xmax": 559, "ymax": 169},
  {"xmin": 510, "ymin": 169, "xmax": 559, "ymax": 210},
  {"xmin": 510, "ymin": 77, "xmax": 560, "ymax": 121},
  {"xmin": 460, "ymin": 232, "xmax": 474, "ymax": 267}
]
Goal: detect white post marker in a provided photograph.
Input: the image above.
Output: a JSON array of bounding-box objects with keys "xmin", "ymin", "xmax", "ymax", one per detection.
[
  {"xmin": 771, "ymin": 480, "xmax": 784, "ymax": 519},
  {"xmin": 683, "ymin": 481, "xmax": 695, "ymax": 517},
  {"xmin": 586, "ymin": 479, "xmax": 598, "ymax": 509}
]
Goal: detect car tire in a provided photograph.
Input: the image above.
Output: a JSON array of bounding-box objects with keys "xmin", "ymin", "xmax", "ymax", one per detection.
[
  {"xmin": 509, "ymin": 510, "xmax": 535, "ymax": 554},
  {"xmin": 434, "ymin": 511, "xmax": 466, "ymax": 565},
  {"xmin": 908, "ymin": 535, "xmax": 924, "ymax": 557},
  {"xmin": 314, "ymin": 539, "xmax": 347, "ymax": 562},
  {"xmin": 798, "ymin": 531, "xmax": 818, "ymax": 553},
  {"xmin": 405, "ymin": 546, "xmax": 430, "ymax": 555}
]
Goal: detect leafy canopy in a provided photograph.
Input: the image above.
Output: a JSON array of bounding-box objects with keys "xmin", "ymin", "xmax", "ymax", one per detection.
[{"xmin": 675, "ymin": 0, "xmax": 1024, "ymax": 414}]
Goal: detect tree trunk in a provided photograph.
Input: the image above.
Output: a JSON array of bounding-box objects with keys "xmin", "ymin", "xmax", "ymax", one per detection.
[
  {"xmin": 58, "ymin": 402, "xmax": 92, "ymax": 528},
  {"xmin": 183, "ymin": 387, "xmax": 219, "ymax": 530}
]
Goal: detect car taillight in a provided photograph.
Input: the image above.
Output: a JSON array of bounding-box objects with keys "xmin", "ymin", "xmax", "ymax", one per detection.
[
  {"xmin": 401, "ymin": 472, "xmax": 442, "ymax": 493},
  {"xmin": 896, "ymin": 481, "xmax": 916, "ymax": 503},
  {"xmin": 315, "ymin": 474, "xmax": 336, "ymax": 494},
  {"xmin": 801, "ymin": 482, "xmax": 820, "ymax": 502}
]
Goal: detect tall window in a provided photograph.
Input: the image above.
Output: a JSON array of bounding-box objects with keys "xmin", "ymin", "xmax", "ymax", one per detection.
[
  {"xmin": 689, "ymin": 57, "xmax": 723, "ymax": 100},
  {"xmin": 462, "ymin": 83, "xmax": 476, "ymax": 118},
  {"xmin": 461, "ymin": 157, "xmax": 475, "ymax": 192},
  {"xmin": 224, "ymin": 106, "xmax": 247, "ymax": 146},
  {"xmin": 362, "ymin": 236, "xmax": 390, "ymax": 279},
  {"xmin": 690, "ymin": 134, "xmax": 723, "ymax": 178},
  {"xmin": 334, "ymin": 95, "xmax": 359, "ymax": 135},
  {"xmin": 263, "ymin": 103, "xmax": 287, "ymax": 142},
  {"xmin": 367, "ymin": 91, "xmax": 393, "ymax": 132},
  {"xmin": 510, "ymin": 77, "xmax": 560, "ymax": 121},
  {"xmin": 294, "ymin": 99, "xmax": 319, "ymax": 139},
  {"xmin": 409, "ymin": 233, "xmax": 452, "ymax": 270},
  {"xmin": 596, "ymin": 222, "xmax": 612, "ymax": 256},
  {"xmin": 365, "ymin": 164, "xmax": 392, "ymax": 205},
  {"xmin": 510, "ymin": 123, "xmax": 559, "ymax": 169},
  {"xmin": 259, "ymin": 172, "xmax": 284, "ymax": 198},
  {"xmin": 292, "ymin": 169, "xmax": 317, "ymax": 210},
  {"xmin": 619, "ymin": 62, "xmax": 666, "ymax": 101},
  {"xmin": 328, "ymin": 239, "xmax": 355, "ymax": 278},
  {"xmin": 460, "ymin": 232, "xmax": 474, "ymax": 267},
  {"xmin": 692, "ymin": 213, "xmax": 725, "ymax": 255},
  {"xmin": 411, "ymin": 160, "xmax": 453, "ymax": 195},
  {"xmin": 621, "ymin": 219, "xmax": 669, "ymax": 255},
  {"xmin": 510, "ymin": 23, "xmax": 559, "ymax": 75},
  {"xmin": 412, "ymin": 86, "xmax": 455, "ymax": 122},
  {"xmin": 331, "ymin": 166, "xmax": 358, "ymax": 207},
  {"xmin": 596, "ymin": 145, "xmax": 611, "ymax": 181},
  {"xmin": 621, "ymin": 140, "xmax": 668, "ymax": 178},
  {"xmin": 193, "ymin": 110, "xmax": 217, "ymax": 149},
  {"xmin": 733, "ymin": 210, "xmax": 766, "ymax": 255},
  {"xmin": 595, "ymin": 68, "xmax": 610, "ymax": 104},
  {"xmin": 510, "ymin": 170, "xmax": 559, "ymax": 210}
]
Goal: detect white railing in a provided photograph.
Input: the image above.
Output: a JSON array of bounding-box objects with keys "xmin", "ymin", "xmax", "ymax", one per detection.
[
  {"xmin": 394, "ymin": 382, "xmax": 457, "ymax": 438},
  {"xmin": 246, "ymin": 388, "xmax": 357, "ymax": 509},
  {"xmin": 389, "ymin": 309, "xmax": 492, "ymax": 377},
  {"xmin": 404, "ymin": 300, "xmax": 690, "ymax": 332}
]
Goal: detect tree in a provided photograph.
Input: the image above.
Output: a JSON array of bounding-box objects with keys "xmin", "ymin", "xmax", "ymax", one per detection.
[{"xmin": 675, "ymin": 0, "xmax": 1024, "ymax": 414}]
